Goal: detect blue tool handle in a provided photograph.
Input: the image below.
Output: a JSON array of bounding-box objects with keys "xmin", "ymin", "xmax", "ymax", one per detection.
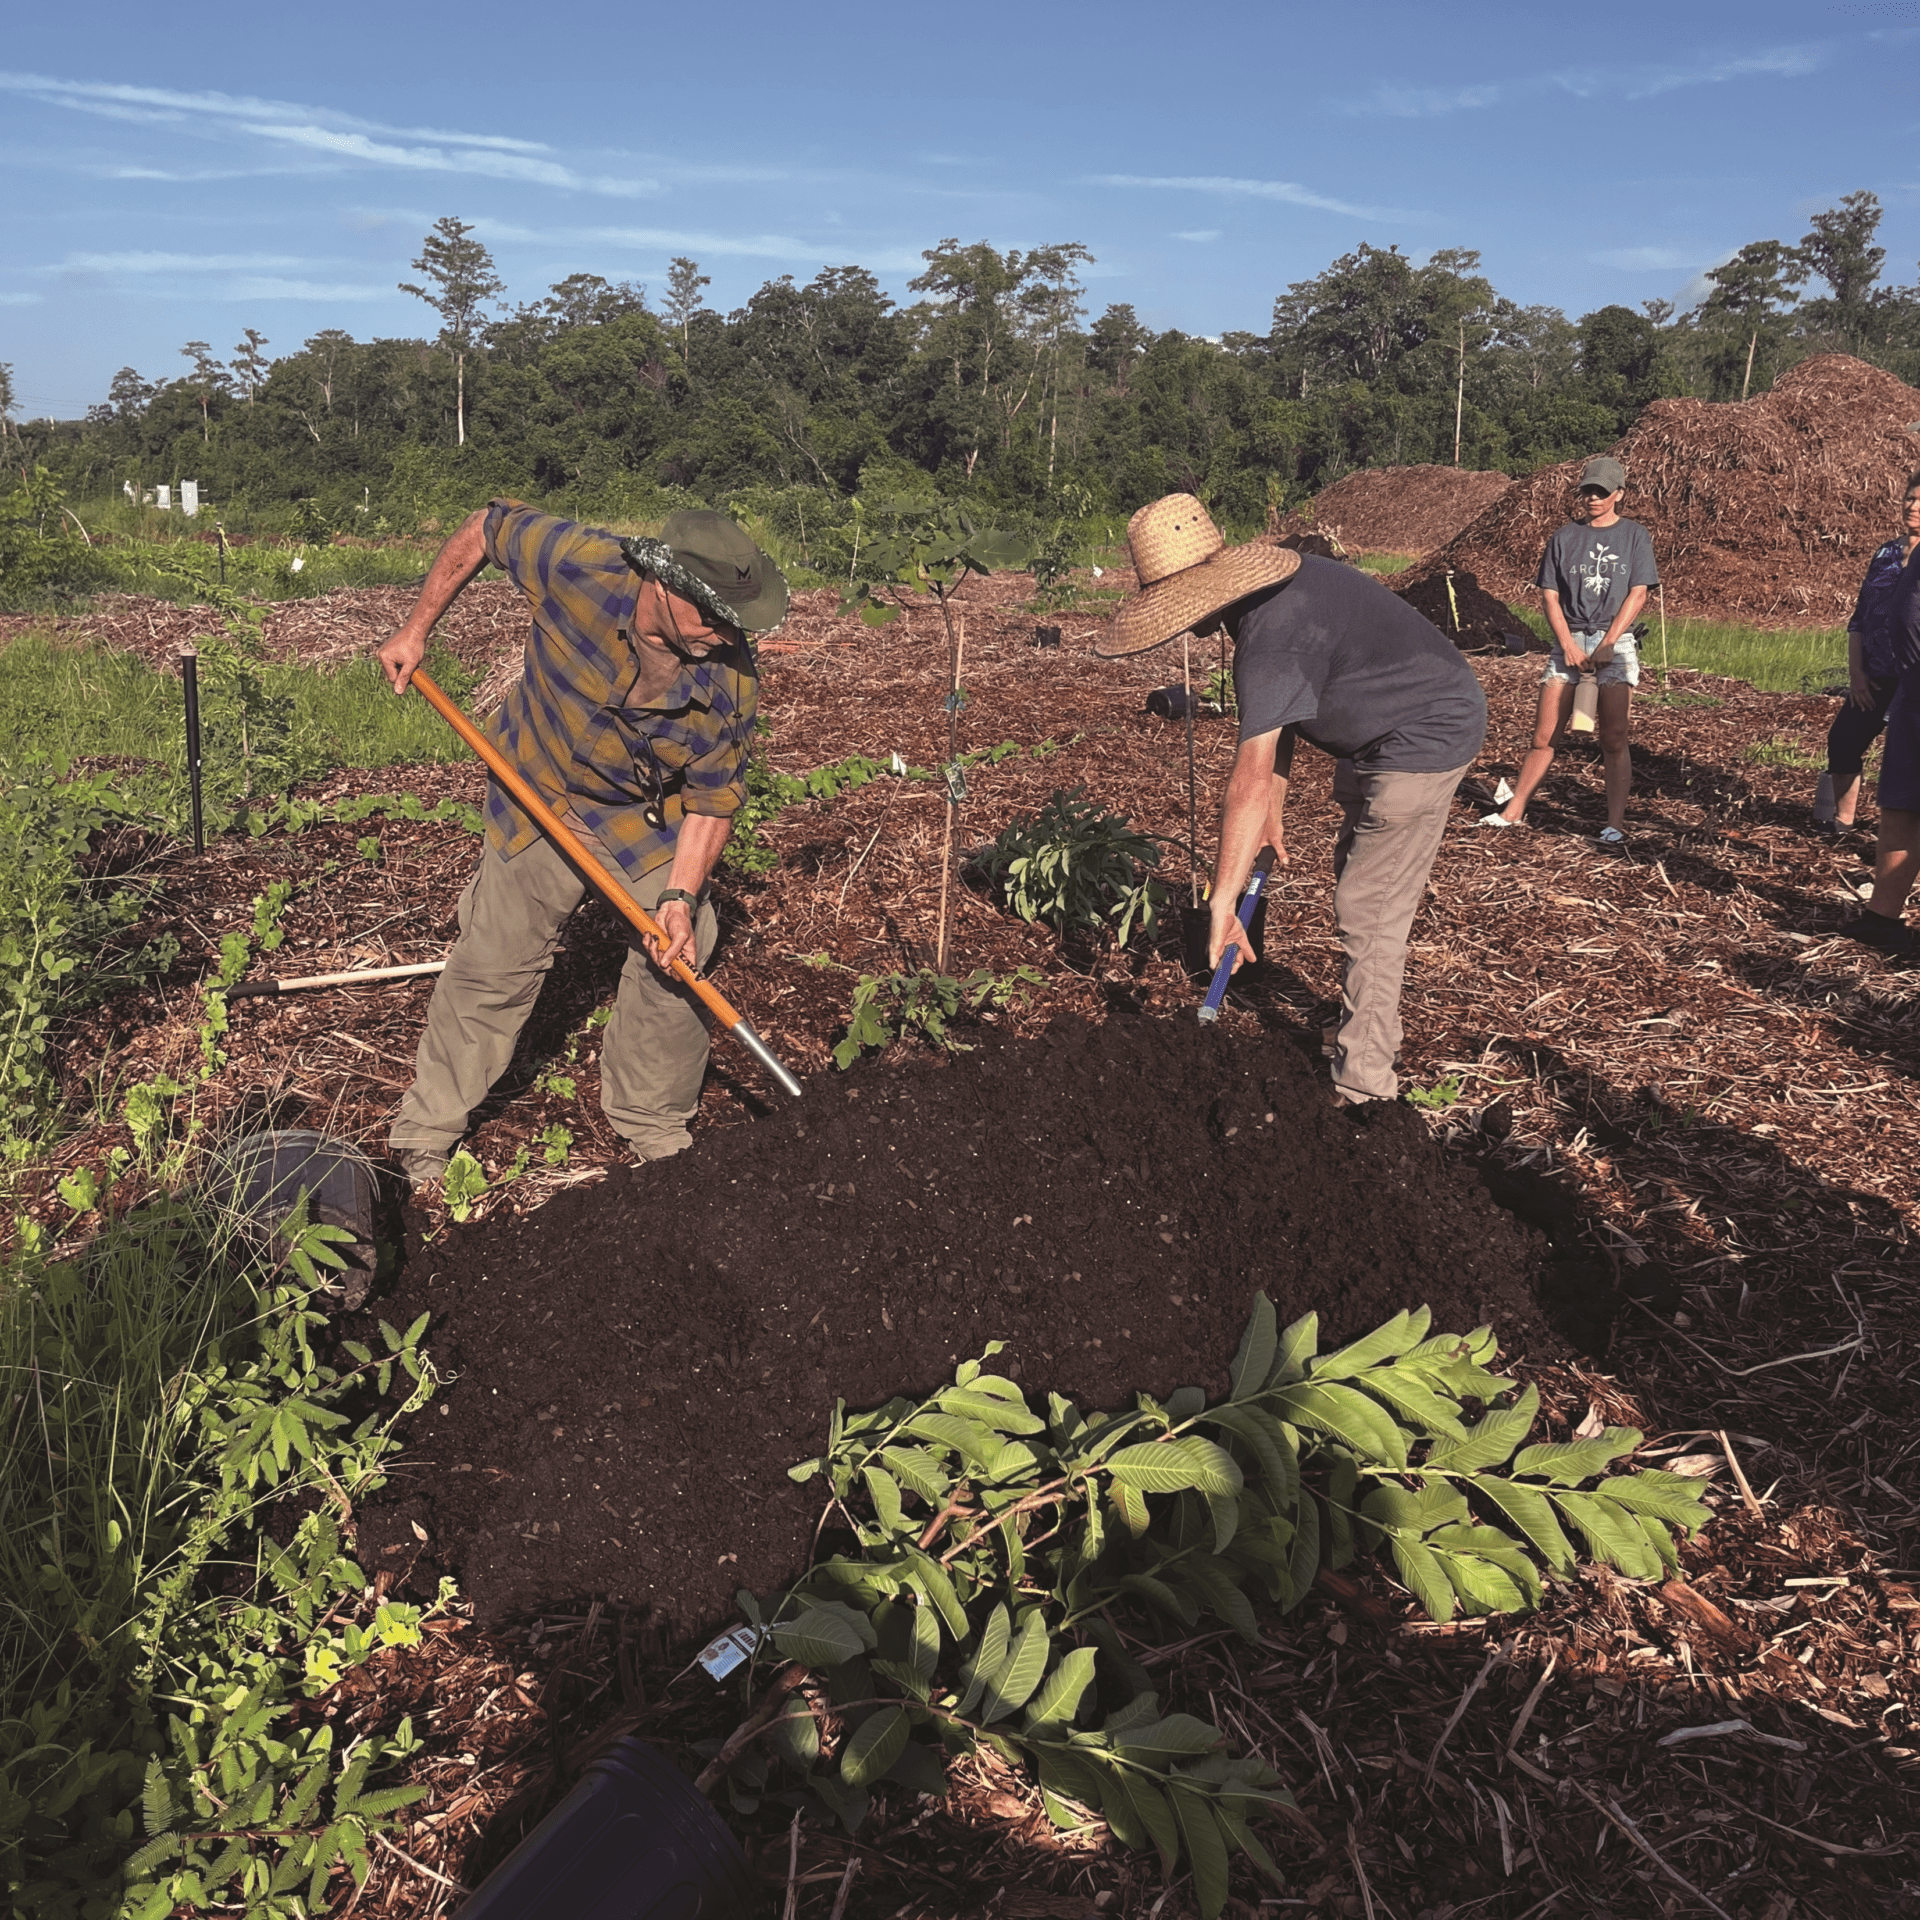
[{"xmin": 1197, "ymin": 847, "xmax": 1276, "ymax": 1024}]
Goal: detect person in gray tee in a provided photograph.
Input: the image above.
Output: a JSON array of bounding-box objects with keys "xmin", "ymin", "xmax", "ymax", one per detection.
[
  {"xmin": 1482, "ymin": 454, "xmax": 1659, "ymax": 846},
  {"xmin": 1099, "ymin": 494, "xmax": 1487, "ymax": 1106}
]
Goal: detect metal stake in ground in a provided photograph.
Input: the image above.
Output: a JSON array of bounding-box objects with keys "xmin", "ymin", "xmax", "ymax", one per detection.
[
  {"xmin": 406, "ymin": 667, "xmax": 804, "ymax": 1099},
  {"xmin": 1197, "ymin": 846, "xmax": 1276, "ymax": 1024},
  {"xmin": 1184, "ymin": 631, "xmax": 1199, "ymax": 908},
  {"xmin": 179, "ymin": 645, "xmax": 205, "ymax": 855}
]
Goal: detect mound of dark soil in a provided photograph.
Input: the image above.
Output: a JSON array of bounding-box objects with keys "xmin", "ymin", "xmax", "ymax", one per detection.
[
  {"xmin": 1390, "ymin": 563, "xmax": 1541, "ymax": 652},
  {"xmin": 359, "ymin": 1014, "xmax": 1558, "ymax": 1633},
  {"xmin": 1278, "ymin": 464, "xmax": 1515, "ymax": 556},
  {"xmin": 1418, "ymin": 354, "xmax": 1920, "ymax": 625}
]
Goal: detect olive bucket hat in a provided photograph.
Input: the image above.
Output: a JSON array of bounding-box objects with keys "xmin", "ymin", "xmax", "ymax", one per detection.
[
  {"xmin": 1096, "ymin": 494, "xmax": 1299, "ymax": 658},
  {"xmin": 619, "ymin": 509, "xmax": 789, "ymax": 634}
]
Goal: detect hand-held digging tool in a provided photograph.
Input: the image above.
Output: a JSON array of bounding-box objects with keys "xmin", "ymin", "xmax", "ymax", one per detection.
[
  {"xmin": 406, "ymin": 668, "xmax": 804, "ymax": 1098},
  {"xmin": 1197, "ymin": 846, "xmax": 1276, "ymax": 1025}
]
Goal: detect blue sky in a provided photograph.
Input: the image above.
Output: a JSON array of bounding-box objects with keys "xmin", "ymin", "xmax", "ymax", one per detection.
[{"xmin": 2, "ymin": 0, "xmax": 1914, "ymax": 420}]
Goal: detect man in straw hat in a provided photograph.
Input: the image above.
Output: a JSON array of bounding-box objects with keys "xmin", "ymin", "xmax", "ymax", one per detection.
[
  {"xmin": 378, "ymin": 499, "xmax": 788, "ymax": 1186},
  {"xmin": 1100, "ymin": 495, "xmax": 1486, "ymax": 1105}
]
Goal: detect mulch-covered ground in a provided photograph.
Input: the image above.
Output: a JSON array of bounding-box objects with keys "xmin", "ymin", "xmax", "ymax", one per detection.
[
  {"xmin": 1279, "ymin": 464, "xmax": 1515, "ymax": 558},
  {"xmin": 15, "ymin": 571, "xmax": 1919, "ymax": 1916}
]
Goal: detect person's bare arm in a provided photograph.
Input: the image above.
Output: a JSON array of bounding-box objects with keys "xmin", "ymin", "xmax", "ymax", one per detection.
[
  {"xmin": 1210, "ymin": 729, "xmax": 1283, "ymax": 972},
  {"xmin": 1541, "ymin": 587, "xmax": 1582, "ymax": 667},
  {"xmin": 646, "ymin": 810, "xmax": 733, "ymax": 971},
  {"xmin": 1262, "ymin": 727, "xmax": 1297, "ymax": 866},
  {"xmin": 1593, "ymin": 583, "xmax": 1649, "ymax": 661},
  {"xmin": 376, "ymin": 507, "xmax": 489, "ymax": 694},
  {"xmin": 1847, "ymin": 627, "xmax": 1872, "ymax": 709}
]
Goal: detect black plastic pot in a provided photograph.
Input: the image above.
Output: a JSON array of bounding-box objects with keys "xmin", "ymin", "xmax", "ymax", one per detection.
[
  {"xmin": 457, "ymin": 1737, "xmax": 759, "ymax": 1919},
  {"xmin": 1179, "ymin": 899, "xmax": 1266, "ymax": 977},
  {"xmin": 1030, "ymin": 623, "xmax": 1061, "ymax": 649},
  {"xmin": 215, "ymin": 1129, "xmax": 377, "ymax": 1309}
]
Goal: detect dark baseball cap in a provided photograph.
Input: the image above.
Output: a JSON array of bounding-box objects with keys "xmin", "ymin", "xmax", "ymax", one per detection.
[{"xmin": 1579, "ymin": 456, "xmax": 1627, "ymax": 494}]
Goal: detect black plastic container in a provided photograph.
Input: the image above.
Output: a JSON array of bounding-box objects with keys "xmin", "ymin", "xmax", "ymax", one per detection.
[
  {"xmin": 215, "ymin": 1129, "xmax": 377, "ymax": 1309},
  {"xmin": 1030, "ymin": 623, "xmax": 1062, "ymax": 649},
  {"xmin": 456, "ymin": 1738, "xmax": 759, "ymax": 1920},
  {"xmin": 1179, "ymin": 898, "xmax": 1266, "ymax": 977}
]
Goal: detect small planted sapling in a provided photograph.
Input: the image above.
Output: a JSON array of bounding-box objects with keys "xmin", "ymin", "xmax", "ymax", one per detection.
[
  {"xmin": 971, "ymin": 785, "xmax": 1165, "ymax": 948},
  {"xmin": 842, "ymin": 500, "xmax": 1031, "ymax": 969}
]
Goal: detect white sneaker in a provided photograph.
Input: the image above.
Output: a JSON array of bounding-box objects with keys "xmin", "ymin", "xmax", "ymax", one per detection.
[
  {"xmin": 1596, "ymin": 826, "xmax": 1628, "ymax": 848},
  {"xmin": 1479, "ymin": 811, "xmax": 1524, "ymax": 830}
]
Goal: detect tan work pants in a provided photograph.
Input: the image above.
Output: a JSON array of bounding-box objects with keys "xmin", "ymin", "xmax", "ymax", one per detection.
[
  {"xmin": 390, "ymin": 835, "xmax": 717, "ymax": 1162},
  {"xmin": 1328, "ymin": 760, "xmax": 1469, "ymax": 1104}
]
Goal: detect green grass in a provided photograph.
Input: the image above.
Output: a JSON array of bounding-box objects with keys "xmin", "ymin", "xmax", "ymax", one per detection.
[
  {"xmin": 1355, "ymin": 551, "xmax": 1419, "ymax": 576},
  {"xmin": 0, "ymin": 630, "xmax": 477, "ymax": 788},
  {"xmin": 1506, "ymin": 606, "xmax": 1849, "ymax": 694}
]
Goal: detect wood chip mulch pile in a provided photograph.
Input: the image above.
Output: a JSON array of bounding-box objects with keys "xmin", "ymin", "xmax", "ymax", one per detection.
[
  {"xmin": 1416, "ymin": 354, "xmax": 1920, "ymax": 626},
  {"xmin": 12, "ymin": 573, "xmax": 1918, "ymax": 1917},
  {"xmin": 1278, "ymin": 463, "xmax": 1516, "ymax": 558}
]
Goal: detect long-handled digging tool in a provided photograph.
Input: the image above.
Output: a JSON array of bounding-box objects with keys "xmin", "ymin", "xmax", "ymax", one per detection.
[
  {"xmin": 406, "ymin": 668, "xmax": 804, "ymax": 1099},
  {"xmin": 1196, "ymin": 846, "xmax": 1276, "ymax": 1025}
]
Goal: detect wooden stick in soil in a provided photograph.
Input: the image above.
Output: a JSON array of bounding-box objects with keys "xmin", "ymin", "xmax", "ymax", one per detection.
[
  {"xmin": 224, "ymin": 960, "xmax": 446, "ymax": 999},
  {"xmin": 1185, "ymin": 631, "xmax": 1199, "ymax": 908},
  {"xmin": 934, "ymin": 611, "xmax": 965, "ymax": 973}
]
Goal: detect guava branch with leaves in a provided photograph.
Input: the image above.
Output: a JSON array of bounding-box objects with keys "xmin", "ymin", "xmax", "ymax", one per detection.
[{"xmin": 712, "ymin": 1296, "xmax": 1711, "ymax": 1918}]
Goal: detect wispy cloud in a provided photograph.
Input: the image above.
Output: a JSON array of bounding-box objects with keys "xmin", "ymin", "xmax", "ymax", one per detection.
[
  {"xmin": 1592, "ymin": 246, "xmax": 1696, "ymax": 271},
  {"xmin": 53, "ymin": 251, "xmax": 308, "ymax": 273},
  {"xmin": 1089, "ymin": 174, "xmax": 1405, "ymax": 220},
  {"xmin": 1343, "ymin": 42, "xmax": 1824, "ymax": 118},
  {"xmin": 589, "ymin": 226, "xmax": 847, "ymax": 261},
  {"xmin": 0, "ymin": 70, "xmax": 657, "ymax": 196},
  {"xmin": 233, "ymin": 278, "xmax": 389, "ymax": 301},
  {"xmin": 1173, "ymin": 230, "xmax": 1221, "ymax": 243},
  {"xmin": 1351, "ymin": 83, "xmax": 1501, "ymax": 117},
  {"xmin": 1555, "ymin": 45, "xmax": 1825, "ymax": 101},
  {"xmin": 0, "ymin": 292, "xmax": 41, "ymax": 305}
]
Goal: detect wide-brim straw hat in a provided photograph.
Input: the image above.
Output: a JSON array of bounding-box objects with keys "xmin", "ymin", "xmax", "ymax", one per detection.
[{"xmin": 1096, "ymin": 494, "xmax": 1300, "ymax": 658}]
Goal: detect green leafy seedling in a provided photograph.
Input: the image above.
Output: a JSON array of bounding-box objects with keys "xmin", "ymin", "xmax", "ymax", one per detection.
[{"xmin": 441, "ymin": 1150, "xmax": 487, "ymax": 1221}]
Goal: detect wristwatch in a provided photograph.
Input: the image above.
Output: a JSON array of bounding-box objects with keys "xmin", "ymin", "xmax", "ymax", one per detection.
[{"xmin": 656, "ymin": 888, "xmax": 700, "ymax": 910}]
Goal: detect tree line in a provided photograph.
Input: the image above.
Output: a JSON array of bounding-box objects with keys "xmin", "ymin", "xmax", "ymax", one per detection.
[{"xmin": 3, "ymin": 193, "xmax": 1913, "ymax": 538}]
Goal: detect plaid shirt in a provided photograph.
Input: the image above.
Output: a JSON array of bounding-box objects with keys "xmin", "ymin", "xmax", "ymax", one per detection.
[{"xmin": 480, "ymin": 501, "xmax": 758, "ymax": 879}]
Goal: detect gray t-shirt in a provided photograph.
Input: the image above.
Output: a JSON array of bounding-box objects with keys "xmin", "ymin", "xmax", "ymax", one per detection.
[
  {"xmin": 1232, "ymin": 556, "xmax": 1488, "ymax": 772},
  {"xmin": 1536, "ymin": 518, "xmax": 1659, "ymax": 631}
]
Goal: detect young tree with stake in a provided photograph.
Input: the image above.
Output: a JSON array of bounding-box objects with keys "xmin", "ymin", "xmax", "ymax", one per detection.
[{"xmin": 400, "ymin": 217, "xmax": 506, "ymax": 446}]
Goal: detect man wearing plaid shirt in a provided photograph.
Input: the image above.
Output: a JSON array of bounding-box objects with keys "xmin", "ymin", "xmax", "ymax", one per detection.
[{"xmin": 377, "ymin": 499, "xmax": 788, "ymax": 1186}]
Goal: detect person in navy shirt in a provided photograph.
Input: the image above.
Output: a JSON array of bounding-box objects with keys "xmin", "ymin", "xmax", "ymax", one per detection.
[{"xmin": 1815, "ymin": 474, "xmax": 1920, "ymax": 840}]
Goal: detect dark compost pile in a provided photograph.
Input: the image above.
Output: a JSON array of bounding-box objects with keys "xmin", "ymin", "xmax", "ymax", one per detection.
[{"xmin": 360, "ymin": 1014, "xmax": 1554, "ymax": 1630}]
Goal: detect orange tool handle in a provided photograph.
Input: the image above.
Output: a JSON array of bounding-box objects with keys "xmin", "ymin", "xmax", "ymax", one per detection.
[{"xmin": 409, "ymin": 668, "xmax": 802, "ymax": 1098}]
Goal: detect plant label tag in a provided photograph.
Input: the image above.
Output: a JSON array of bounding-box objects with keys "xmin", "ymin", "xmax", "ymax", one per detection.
[
  {"xmin": 696, "ymin": 1625, "xmax": 762, "ymax": 1681},
  {"xmin": 943, "ymin": 763, "xmax": 969, "ymax": 804}
]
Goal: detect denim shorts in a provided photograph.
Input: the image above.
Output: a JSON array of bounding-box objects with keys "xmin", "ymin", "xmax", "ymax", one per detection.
[{"xmin": 1543, "ymin": 632, "xmax": 1640, "ymax": 689}]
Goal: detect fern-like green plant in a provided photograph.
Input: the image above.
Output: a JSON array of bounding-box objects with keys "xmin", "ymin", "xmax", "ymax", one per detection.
[{"xmin": 718, "ymin": 1297, "xmax": 1710, "ymax": 1917}]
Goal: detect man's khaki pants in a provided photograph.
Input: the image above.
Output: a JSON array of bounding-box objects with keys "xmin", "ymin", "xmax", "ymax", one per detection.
[
  {"xmin": 1328, "ymin": 760, "xmax": 1470, "ymax": 1104},
  {"xmin": 390, "ymin": 835, "xmax": 718, "ymax": 1163}
]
